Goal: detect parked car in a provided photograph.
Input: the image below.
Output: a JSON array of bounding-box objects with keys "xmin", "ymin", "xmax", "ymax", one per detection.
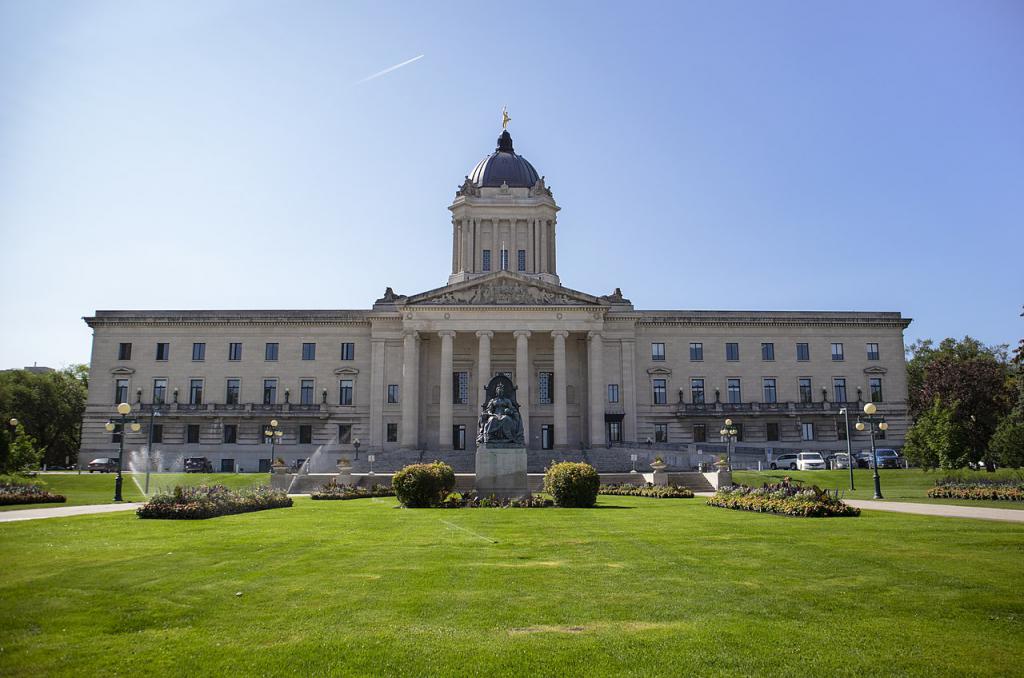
[
  {"xmin": 827, "ymin": 452, "xmax": 855, "ymax": 469},
  {"xmin": 770, "ymin": 453, "xmax": 800, "ymax": 470},
  {"xmin": 874, "ymin": 448, "xmax": 904, "ymax": 469},
  {"xmin": 88, "ymin": 457, "xmax": 119, "ymax": 473},
  {"xmin": 796, "ymin": 452, "xmax": 826, "ymax": 470},
  {"xmin": 184, "ymin": 457, "xmax": 213, "ymax": 473},
  {"xmin": 854, "ymin": 451, "xmax": 873, "ymax": 468}
]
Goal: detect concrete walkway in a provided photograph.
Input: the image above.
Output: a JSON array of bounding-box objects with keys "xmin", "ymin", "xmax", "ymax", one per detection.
[
  {"xmin": 0, "ymin": 503, "xmax": 144, "ymax": 523},
  {"xmin": 844, "ymin": 500, "xmax": 1024, "ymax": 523}
]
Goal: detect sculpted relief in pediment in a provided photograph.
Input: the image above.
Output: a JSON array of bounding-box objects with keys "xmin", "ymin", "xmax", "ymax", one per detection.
[{"xmin": 416, "ymin": 280, "xmax": 586, "ymax": 306}]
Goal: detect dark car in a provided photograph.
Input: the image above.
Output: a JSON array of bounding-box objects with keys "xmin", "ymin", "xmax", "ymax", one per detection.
[
  {"xmin": 88, "ymin": 457, "xmax": 120, "ymax": 473},
  {"xmin": 184, "ymin": 457, "xmax": 214, "ymax": 473},
  {"xmin": 874, "ymin": 448, "xmax": 904, "ymax": 469}
]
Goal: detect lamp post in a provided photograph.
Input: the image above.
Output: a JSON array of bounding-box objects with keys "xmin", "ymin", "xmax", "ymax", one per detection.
[
  {"xmin": 838, "ymin": 407, "xmax": 855, "ymax": 491},
  {"xmin": 353, "ymin": 438, "xmax": 361, "ymax": 459},
  {"xmin": 104, "ymin": 403, "xmax": 141, "ymax": 502},
  {"xmin": 367, "ymin": 453, "xmax": 376, "ymax": 476},
  {"xmin": 719, "ymin": 418, "xmax": 738, "ymax": 471},
  {"xmin": 264, "ymin": 419, "xmax": 283, "ymax": 469},
  {"xmin": 855, "ymin": 402, "xmax": 889, "ymax": 499}
]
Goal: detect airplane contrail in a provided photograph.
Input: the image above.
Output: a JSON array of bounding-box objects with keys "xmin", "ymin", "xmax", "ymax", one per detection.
[{"xmin": 355, "ymin": 54, "xmax": 424, "ymax": 84}]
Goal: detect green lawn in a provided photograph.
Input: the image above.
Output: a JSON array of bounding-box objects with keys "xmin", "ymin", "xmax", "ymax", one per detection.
[
  {"xmin": 1, "ymin": 497, "xmax": 1021, "ymax": 676},
  {"xmin": 733, "ymin": 469, "xmax": 1024, "ymax": 510},
  {"xmin": 0, "ymin": 472, "xmax": 268, "ymax": 511}
]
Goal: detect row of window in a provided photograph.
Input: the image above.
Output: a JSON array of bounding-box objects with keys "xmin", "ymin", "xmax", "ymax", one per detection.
[
  {"xmin": 650, "ymin": 342, "xmax": 880, "ymax": 363},
  {"xmin": 139, "ymin": 422, "xmax": 371, "ymax": 445},
  {"xmin": 116, "ymin": 377, "xmax": 359, "ymax": 406},
  {"xmin": 642, "ymin": 420, "xmax": 885, "ymax": 444},
  {"xmin": 118, "ymin": 342, "xmax": 356, "ymax": 362},
  {"xmin": 646, "ymin": 377, "xmax": 883, "ymax": 405},
  {"xmin": 480, "ymin": 248, "xmax": 528, "ymax": 272}
]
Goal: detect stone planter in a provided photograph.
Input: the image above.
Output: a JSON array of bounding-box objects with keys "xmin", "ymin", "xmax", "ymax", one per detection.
[
  {"xmin": 650, "ymin": 460, "xmax": 668, "ymax": 486},
  {"xmin": 271, "ymin": 464, "xmax": 288, "ymax": 475}
]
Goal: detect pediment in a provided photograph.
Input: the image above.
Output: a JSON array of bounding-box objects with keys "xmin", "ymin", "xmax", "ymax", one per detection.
[
  {"xmin": 110, "ymin": 367, "xmax": 135, "ymax": 375},
  {"xmin": 863, "ymin": 366, "xmax": 888, "ymax": 375},
  {"xmin": 334, "ymin": 367, "xmax": 359, "ymax": 376},
  {"xmin": 403, "ymin": 272, "xmax": 605, "ymax": 307}
]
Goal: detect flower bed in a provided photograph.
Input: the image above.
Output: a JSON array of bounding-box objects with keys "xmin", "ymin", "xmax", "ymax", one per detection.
[
  {"xmin": 598, "ymin": 483, "xmax": 694, "ymax": 498},
  {"xmin": 927, "ymin": 478, "xmax": 1024, "ymax": 502},
  {"xmin": 136, "ymin": 484, "xmax": 291, "ymax": 519},
  {"xmin": 0, "ymin": 482, "xmax": 66, "ymax": 506},
  {"xmin": 707, "ymin": 480, "xmax": 859, "ymax": 517},
  {"xmin": 437, "ymin": 491, "xmax": 553, "ymax": 508},
  {"xmin": 310, "ymin": 481, "xmax": 395, "ymax": 500}
]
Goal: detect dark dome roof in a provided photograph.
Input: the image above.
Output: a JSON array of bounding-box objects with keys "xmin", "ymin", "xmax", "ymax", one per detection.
[{"xmin": 468, "ymin": 130, "xmax": 540, "ymax": 188}]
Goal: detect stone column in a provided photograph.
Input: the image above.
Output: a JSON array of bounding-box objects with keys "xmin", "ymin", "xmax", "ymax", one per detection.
[
  {"xmin": 588, "ymin": 331, "xmax": 604, "ymax": 447},
  {"xmin": 369, "ymin": 338, "xmax": 385, "ymax": 448},
  {"xmin": 621, "ymin": 338, "xmax": 638, "ymax": 444},
  {"xmin": 540, "ymin": 221, "xmax": 548, "ymax": 274},
  {"xmin": 438, "ymin": 330, "xmax": 455, "ymax": 451},
  {"xmin": 401, "ymin": 331, "xmax": 419, "ymax": 449},
  {"xmin": 552, "ymin": 330, "xmax": 569, "ymax": 447},
  {"xmin": 514, "ymin": 330, "xmax": 531, "ymax": 447},
  {"xmin": 476, "ymin": 330, "xmax": 493, "ymax": 411}
]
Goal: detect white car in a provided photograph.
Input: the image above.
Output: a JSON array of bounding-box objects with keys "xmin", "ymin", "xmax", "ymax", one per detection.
[
  {"xmin": 831, "ymin": 452, "xmax": 855, "ymax": 469},
  {"xmin": 796, "ymin": 452, "xmax": 826, "ymax": 470},
  {"xmin": 770, "ymin": 453, "xmax": 800, "ymax": 470}
]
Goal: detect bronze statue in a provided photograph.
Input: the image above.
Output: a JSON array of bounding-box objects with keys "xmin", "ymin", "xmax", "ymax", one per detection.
[{"xmin": 477, "ymin": 375, "xmax": 524, "ymax": 447}]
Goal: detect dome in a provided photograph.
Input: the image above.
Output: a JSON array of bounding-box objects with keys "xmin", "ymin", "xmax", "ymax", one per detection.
[{"xmin": 467, "ymin": 130, "xmax": 541, "ymax": 188}]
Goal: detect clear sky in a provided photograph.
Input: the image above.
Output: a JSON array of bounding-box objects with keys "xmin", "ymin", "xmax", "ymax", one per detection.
[{"xmin": 1, "ymin": 0, "xmax": 1021, "ymax": 370}]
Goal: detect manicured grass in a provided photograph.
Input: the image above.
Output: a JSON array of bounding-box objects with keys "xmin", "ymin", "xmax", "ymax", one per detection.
[
  {"xmin": 1, "ymin": 497, "xmax": 1021, "ymax": 676},
  {"xmin": 733, "ymin": 469, "xmax": 1024, "ymax": 510},
  {"xmin": 0, "ymin": 473, "xmax": 268, "ymax": 511}
]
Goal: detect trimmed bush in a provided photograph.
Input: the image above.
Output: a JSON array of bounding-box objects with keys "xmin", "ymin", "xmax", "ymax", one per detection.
[
  {"xmin": 136, "ymin": 484, "xmax": 291, "ymax": 519},
  {"xmin": 310, "ymin": 481, "xmax": 395, "ymax": 500},
  {"xmin": 543, "ymin": 462, "xmax": 599, "ymax": 508},
  {"xmin": 438, "ymin": 491, "xmax": 553, "ymax": 508},
  {"xmin": 0, "ymin": 482, "xmax": 66, "ymax": 506},
  {"xmin": 927, "ymin": 477, "xmax": 1023, "ymax": 502},
  {"xmin": 392, "ymin": 461, "xmax": 456, "ymax": 508},
  {"xmin": 707, "ymin": 480, "xmax": 859, "ymax": 517},
  {"xmin": 598, "ymin": 483, "xmax": 694, "ymax": 498}
]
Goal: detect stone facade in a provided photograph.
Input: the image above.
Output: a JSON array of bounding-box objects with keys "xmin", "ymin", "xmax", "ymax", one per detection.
[{"xmin": 79, "ymin": 129, "xmax": 912, "ymax": 472}]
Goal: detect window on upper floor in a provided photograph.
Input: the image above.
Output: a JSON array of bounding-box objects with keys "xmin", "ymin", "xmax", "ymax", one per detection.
[
  {"xmin": 386, "ymin": 423, "xmax": 398, "ymax": 442},
  {"xmin": 265, "ymin": 343, "xmax": 279, "ymax": 361},
  {"xmin": 539, "ymin": 372, "xmax": 554, "ymax": 404},
  {"xmin": 799, "ymin": 378, "xmax": 813, "ymax": 403},
  {"xmin": 341, "ymin": 342, "xmax": 355, "ymax": 360},
  {"xmin": 653, "ymin": 379, "xmax": 667, "ymax": 405},
  {"xmin": 453, "ymin": 372, "xmax": 469, "ymax": 405},
  {"xmin": 223, "ymin": 424, "xmax": 237, "ymax": 444},
  {"xmin": 867, "ymin": 343, "xmax": 880, "ymax": 361},
  {"xmin": 727, "ymin": 378, "xmax": 741, "ymax": 403},
  {"xmin": 796, "ymin": 343, "xmax": 810, "ymax": 361},
  {"xmin": 302, "ymin": 343, "xmax": 316, "ymax": 361},
  {"xmin": 762, "ymin": 378, "xmax": 777, "ymax": 403},
  {"xmin": 153, "ymin": 379, "xmax": 167, "ymax": 405},
  {"xmin": 761, "ymin": 343, "xmax": 775, "ymax": 361},
  {"xmin": 189, "ymin": 379, "xmax": 203, "ymax": 405},
  {"xmin": 156, "ymin": 342, "xmax": 170, "ymax": 361},
  {"xmin": 191, "ymin": 343, "xmax": 205, "ymax": 361},
  {"xmin": 517, "ymin": 249, "xmax": 526, "ymax": 272},
  {"xmin": 263, "ymin": 379, "xmax": 277, "ymax": 405},
  {"xmin": 228, "ymin": 343, "xmax": 242, "ymax": 361},
  {"xmin": 118, "ymin": 343, "xmax": 132, "ymax": 360},
  {"xmin": 226, "ymin": 379, "xmax": 240, "ymax": 405},
  {"xmin": 338, "ymin": 424, "xmax": 352, "ymax": 444},
  {"xmin": 726, "ymin": 343, "xmax": 740, "ymax": 361},
  {"xmin": 654, "ymin": 423, "xmax": 668, "ymax": 443},
  {"xmin": 482, "ymin": 249, "xmax": 491, "ymax": 271},
  {"xmin": 691, "ymin": 378, "xmax": 705, "ymax": 404},
  {"xmin": 869, "ymin": 377, "xmax": 883, "ymax": 402},
  {"xmin": 689, "ymin": 342, "xmax": 703, "ymax": 361},
  {"xmin": 387, "ymin": 384, "xmax": 399, "ymax": 404},
  {"xmin": 339, "ymin": 379, "xmax": 353, "ymax": 406},
  {"xmin": 607, "ymin": 384, "xmax": 620, "ymax": 403},
  {"xmin": 831, "ymin": 343, "xmax": 844, "ymax": 361},
  {"xmin": 833, "ymin": 377, "xmax": 848, "ymax": 403},
  {"xmin": 651, "ymin": 342, "xmax": 665, "ymax": 361},
  {"xmin": 300, "ymin": 379, "xmax": 315, "ymax": 405},
  {"xmin": 114, "ymin": 379, "xmax": 128, "ymax": 404}
]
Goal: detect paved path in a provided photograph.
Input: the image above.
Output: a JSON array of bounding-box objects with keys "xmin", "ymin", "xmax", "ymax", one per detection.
[
  {"xmin": 844, "ymin": 500, "xmax": 1024, "ymax": 523},
  {"xmin": 0, "ymin": 503, "xmax": 144, "ymax": 523}
]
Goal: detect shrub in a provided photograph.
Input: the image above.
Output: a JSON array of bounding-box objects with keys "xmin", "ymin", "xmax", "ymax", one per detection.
[
  {"xmin": 598, "ymin": 483, "xmax": 694, "ymax": 498},
  {"xmin": 707, "ymin": 480, "xmax": 859, "ymax": 517},
  {"xmin": 988, "ymin": 414, "xmax": 1024, "ymax": 469},
  {"xmin": 438, "ymin": 491, "xmax": 553, "ymax": 508},
  {"xmin": 0, "ymin": 482, "xmax": 66, "ymax": 506},
  {"xmin": 927, "ymin": 475, "xmax": 1024, "ymax": 501},
  {"xmin": 310, "ymin": 481, "xmax": 395, "ymax": 500},
  {"xmin": 392, "ymin": 461, "xmax": 455, "ymax": 508},
  {"xmin": 543, "ymin": 462, "xmax": 599, "ymax": 508},
  {"xmin": 136, "ymin": 484, "xmax": 291, "ymax": 519}
]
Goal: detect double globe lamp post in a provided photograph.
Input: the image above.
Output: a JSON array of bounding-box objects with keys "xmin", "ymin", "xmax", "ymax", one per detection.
[
  {"xmin": 264, "ymin": 419, "xmax": 283, "ymax": 468},
  {"xmin": 855, "ymin": 402, "xmax": 889, "ymax": 500},
  {"xmin": 719, "ymin": 418, "xmax": 738, "ymax": 471},
  {"xmin": 104, "ymin": 403, "xmax": 141, "ymax": 502}
]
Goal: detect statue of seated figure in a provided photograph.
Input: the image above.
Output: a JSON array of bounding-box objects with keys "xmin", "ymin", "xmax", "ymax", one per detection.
[{"xmin": 477, "ymin": 377, "xmax": 524, "ymax": 447}]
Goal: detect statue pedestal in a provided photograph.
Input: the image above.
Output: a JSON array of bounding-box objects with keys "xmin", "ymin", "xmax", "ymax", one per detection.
[{"xmin": 475, "ymin": 445, "xmax": 529, "ymax": 500}]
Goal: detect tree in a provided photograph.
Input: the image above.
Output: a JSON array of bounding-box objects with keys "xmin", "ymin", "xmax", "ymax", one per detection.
[
  {"xmin": 0, "ymin": 423, "xmax": 43, "ymax": 473},
  {"xmin": 988, "ymin": 414, "xmax": 1024, "ymax": 469},
  {"xmin": 902, "ymin": 398, "xmax": 969, "ymax": 470},
  {"xmin": 0, "ymin": 366, "xmax": 88, "ymax": 468}
]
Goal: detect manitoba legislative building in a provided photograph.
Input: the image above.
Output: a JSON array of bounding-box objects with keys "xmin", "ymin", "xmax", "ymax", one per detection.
[{"xmin": 81, "ymin": 126, "xmax": 911, "ymax": 473}]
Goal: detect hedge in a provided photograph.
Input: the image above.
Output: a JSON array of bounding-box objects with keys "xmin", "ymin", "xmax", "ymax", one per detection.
[
  {"xmin": 707, "ymin": 480, "xmax": 859, "ymax": 518},
  {"xmin": 0, "ymin": 482, "xmax": 66, "ymax": 506},
  {"xmin": 927, "ymin": 483, "xmax": 1023, "ymax": 502},
  {"xmin": 543, "ymin": 462, "xmax": 600, "ymax": 508},
  {"xmin": 598, "ymin": 484, "xmax": 694, "ymax": 498},
  {"xmin": 311, "ymin": 482, "xmax": 395, "ymax": 500},
  {"xmin": 392, "ymin": 462, "xmax": 456, "ymax": 508},
  {"xmin": 136, "ymin": 484, "xmax": 291, "ymax": 519}
]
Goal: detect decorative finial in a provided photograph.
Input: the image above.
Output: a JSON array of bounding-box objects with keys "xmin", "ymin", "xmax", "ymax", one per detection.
[{"xmin": 502, "ymin": 105, "xmax": 511, "ymax": 130}]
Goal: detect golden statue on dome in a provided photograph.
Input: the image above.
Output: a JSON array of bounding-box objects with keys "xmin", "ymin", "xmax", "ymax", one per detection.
[{"xmin": 502, "ymin": 106, "xmax": 511, "ymax": 130}]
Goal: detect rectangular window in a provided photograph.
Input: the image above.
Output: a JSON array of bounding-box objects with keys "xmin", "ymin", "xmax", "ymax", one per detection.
[
  {"xmin": 226, "ymin": 379, "xmax": 240, "ymax": 405},
  {"xmin": 517, "ymin": 249, "xmax": 526, "ymax": 272},
  {"xmin": 192, "ymin": 343, "xmax": 205, "ymax": 361},
  {"xmin": 187, "ymin": 424, "xmax": 200, "ymax": 444},
  {"xmin": 651, "ymin": 342, "xmax": 666, "ymax": 361},
  {"xmin": 539, "ymin": 372, "xmax": 554, "ymax": 404},
  {"xmin": 114, "ymin": 378, "xmax": 128, "ymax": 404},
  {"xmin": 691, "ymin": 378, "xmax": 705, "ymax": 404},
  {"xmin": 500, "ymin": 248, "xmax": 509, "ymax": 270},
  {"xmin": 869, "ymin": 377, "xmax": 883, "ymax": 402},
  {"xmin": 153, "ymin": 378, "xmax": 167, "ymax": 404},
  {"xmin": 151, "ymin": 424, "xmax": 163, "ymax": 443},
  {"xmin": 833, "ymin": 377, "xmax": 847, "ymax": 403},
  {"xmin": 654, "ymin": 423, "xmax": 668, "ymax": 443},
  {"xmin": 453, "ymin": 372, "xmax": 469, "ymax": 405},
  {"xmin": 302, "ymin": 343, "xmax": 316, "ymax": 361},
  {"xmin": 482, "ymin": 249, "xmax": 491, "ymax": 271},
  {"xmin": 838, "ymin": 421, "xmax": 848, "ymax": 441},
  {"xmin": 799, "ymin": 378, "xmax": 813, "ymax": 403},
  {"xmin": 263, "ymin": 379, "xmax": 277, "ymax": 404},
  {"xmin": 541, "ymin": 424, "xmax": 554, "ymax": 450},
  {"xmin": 340, "ymin": 342, "xmax": 355, "ymax": 361},
  {"xmin": 762, "ymin": 378, "xmax": 777, "ymax": 403},
  {"xmin": 110, "ymin": 422, "xmax": 123, "ymax": 443},
  {"xmin": 726, "ymin": 343, "xmax": 740, "ymax": 361},
  {"xmin": 727, "ymin": 378, "xmax": 741, "ymax": 404},
  {"xmin": 766, "ymin": 422, "xmax": 779, "ymax": 441},
  {"xmin": 831, "ymin": 343, "xmax": 844, "ymax": 361},
  {"xmin": 118, "ymin": 343, "xmax": 132, "ymax": 360},
  {"xmin": 761, "ymin": 343, "xmax": 775, "ymax": 361},
  {"xmin": 386, "ymin": 423, "xmax": 398, "ymax": 443},
  {"xmin": 300, "ymin": 379, "xmax": 315, "ymax": 405},
  {"xmin": 733, "ymin": 424, "xmax": 744, "ymax": 442},
  {"xmin": 228, "ymin": 343, "xmax": 242, "ymax": 361},
  {"xmin": 693, "ymin": 423, "xmax": 706, "ymax": 443},
  {"xmin": 223, "ymin": 424, "xmax": 237, "ymax": 444},
  {"xmin": 156, "ymin": 342, "xmax": 170, "ymax": 361},
  {"xmin": 387, "ymin": 384, "xmax": 399, "ymax": 404},
  {"xmin": 338, "ymin": 424, "xmax": 352, "ymax": 444},
  {"xmin": 796, "ymin": 343, "xmax": 810, "ymax": 361},
  {"xmin": 801, "ymin": 422, "xmax": 815, "ymax": 441},
  {"xmin": 299, "ymin": 425, "xmax": 312, "ymax": 444},
  {"xmin": 339, "ymin": 379, "xmax": 353, "ymax": 406},
  {"xmin": 689, "ymin": 342, "xmax": 703, "ymax": 361},
  {"xmin": 265, "ymin": 342, "xmax": 279, "ymax": 361},
  {"xmin": 867, "ymin": 343, "xmax": 880, "ymax": 361},
  {"xmin": 653, "ymin": 379, "xmax": 667, "ymax": 405},
  {"xmin": 189, "ymin": 379, "xmax": 203, "ymax": 405},
  {"xmin": 453, "ymin": 424, "xmax": 466, "ymax": 450},
  {"xmin": 607, "ymin": 384, "xmax": 620, "ymax": 403},
  {"xmin": 607, "ymin": 421, "xmax": 622, "ymax": 443}
]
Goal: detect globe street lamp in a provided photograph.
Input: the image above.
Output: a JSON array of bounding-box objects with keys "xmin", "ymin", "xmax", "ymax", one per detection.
[
  {"xmin": 719, "ymin": 418, "xmax": 738, "ymax": 471},
  {"xmin": 855, "ymin": 402, "xmax": 889, "ymax": 500},
  {"xmin": 838, "ymin": 407, "xmax": 855, "ymax": 491},
  {"xmin": 264, "ymin": 419, "xmax": 283, "ymax": 469},
  {"xmin": 104, "ymin": 402, "xmax": 141, "ymax": 502}
]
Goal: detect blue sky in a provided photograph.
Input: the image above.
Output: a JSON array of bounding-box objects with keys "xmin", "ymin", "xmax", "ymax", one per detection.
[{"xmin": 1, "ymin": 0, "xmax": 1021, "ymax": 370}]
